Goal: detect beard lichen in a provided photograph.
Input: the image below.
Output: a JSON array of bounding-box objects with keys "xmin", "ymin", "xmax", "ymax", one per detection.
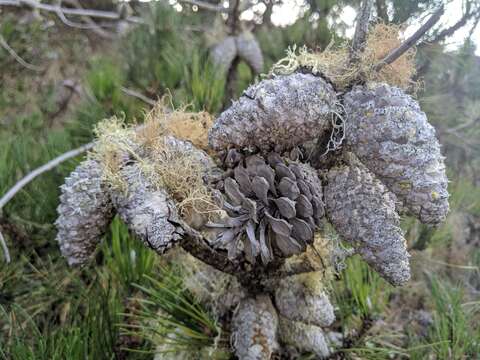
[
  {"xmin": 140, "ymin": 100, "xmax": 214, "ymax": 153},
  {"xmin": 270, "ymin": 23, "xmax": 417, "ymax": 91},
  {"xmin": 90, "ymin": 103, "xmax": 219, "ymax": 222}
]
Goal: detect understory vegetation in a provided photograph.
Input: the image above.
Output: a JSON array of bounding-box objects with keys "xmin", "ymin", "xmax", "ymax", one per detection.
[{"xmin": 1, "ymin": 0, "xmax": 480, "ymax": 358}]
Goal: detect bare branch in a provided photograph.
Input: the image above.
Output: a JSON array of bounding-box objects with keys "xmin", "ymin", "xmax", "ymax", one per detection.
[
  {"xmin": 375, "ymin": 5, "xmax": 444, "ymax": 72},
  {"xmin": 177, "ymin": 0, "xmax": 227, "ymax": 13},
  {"xmin": 423, "ymin": 1, "xmax": 477, "ymax": 45},
  {"xmin": 0, "ymin": 0, "xmax": 144, "ymax": 24},
  {"xmin": 0, "ymin": 34, "xmax": 44, "ymax": 72},
  {"xmin": 0, "ymin": 231, "xmax": 10, "ymax": 263},
  {"xmin": 55, "ymin": 0, "xmax": 103, "ymax": 30},
  {"xmin": 0, "ymin": 143, "xmax": 94, "ymax": 211},
  {"xmin": 350, "ymin": 0, "xmax": 374, "ymax": 62},
  {"xmin": 57, "ymin": 0, "xmax": 116, "ymax": 38},
  {"xmin": 467, "ymin": 10, "xmax": 480, "ymax": 40},
  {"xmin": 120, "ymin": 86, "xmax": 156, "ymax": 106}
]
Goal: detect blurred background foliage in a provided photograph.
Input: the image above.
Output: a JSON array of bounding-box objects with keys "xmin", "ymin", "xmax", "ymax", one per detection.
[{"xmin": 0, "ymin": 0, "xmax": 480, "ymax": 358}]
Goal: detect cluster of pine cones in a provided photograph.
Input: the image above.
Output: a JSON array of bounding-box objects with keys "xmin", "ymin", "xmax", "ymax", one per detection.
[
  {"xmin": 208, "ymin": 73, "xmax": 449, "ymax": 286},
  {"xmin": 55, "ymin": 68, "xmax": 449, "ymax": 359}
]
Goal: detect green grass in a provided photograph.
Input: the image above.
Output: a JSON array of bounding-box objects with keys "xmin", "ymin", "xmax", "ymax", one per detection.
[
  {"xmin": 408, "ymin": 275, "xmax": 480, "ymax": 359},
  {"xmin": 102, "ymin": 217, "xmax": 157, "ymax": 291},
  {"xmin": 334, "ymin": 255, "xmax": 393, "ymax": 323},
  {"xmin": 122, "ymin": 271, "xmax": 230, "ymax": 358}
]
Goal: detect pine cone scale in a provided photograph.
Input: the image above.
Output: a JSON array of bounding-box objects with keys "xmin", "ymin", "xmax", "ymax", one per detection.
[{"xmin": 210, "ymin": 151, "xmax": 325, "ymax": 264}]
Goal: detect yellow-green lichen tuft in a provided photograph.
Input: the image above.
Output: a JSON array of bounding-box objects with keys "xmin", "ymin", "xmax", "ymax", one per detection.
[{"xmin": 270, "ymin": 23, "xmax": 417, "ymax": 91}]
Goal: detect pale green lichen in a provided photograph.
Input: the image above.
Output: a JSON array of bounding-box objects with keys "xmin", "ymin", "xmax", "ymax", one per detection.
[
  {"xmin": 90, "ymin": 112, "xmax": 220, "ymax": 220},
  {"xmin": 270, "ymin": 23, "xmax": 417, "ymax": 91}
]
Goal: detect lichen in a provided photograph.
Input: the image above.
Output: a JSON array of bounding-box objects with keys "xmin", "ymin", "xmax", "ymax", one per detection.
[
  {"xmin": 90, "ymin": 105, "xmax": 220, "ymax": 221},
  {"xmin": 270, "ymin": 23, "xmax": 417, "ymax": 91}
]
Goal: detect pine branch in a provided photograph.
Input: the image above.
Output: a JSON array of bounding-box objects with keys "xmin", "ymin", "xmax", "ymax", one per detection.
[
  {"xmin": 177, "ymin": 0, "xmax": 227, "ymax": 13},
  {"xmin": 375, "ymin": 5, "xmax": 444, "ymax": 71},
  {"xmin": 0, "ymin": 0, "xmax": 144, "ymax": 24},
  {"xmin": 0, "ymin": 34, "xmax": 44, "ymax": 72},
  {"xmin": 422, "ymin": 1, "xmax": 477, "ymax": 46},
  {"xmin": 350, "ymin": 0, "xmax": 374, "ymax": 62},
  {"xmin": 0, "ymin": 143, "xmax": 93, "ymax": 211}
]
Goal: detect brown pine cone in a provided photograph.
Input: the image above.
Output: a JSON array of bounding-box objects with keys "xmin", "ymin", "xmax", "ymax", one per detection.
[{"xmin": 208, "ymin": 150, "xmax": 325, "ymax": 264}]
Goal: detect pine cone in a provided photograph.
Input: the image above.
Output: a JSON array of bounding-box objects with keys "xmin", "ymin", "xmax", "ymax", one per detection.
[
  {"xmin": 209, "ymin": 151, "xmax": 325, "ymax": 264},
  {"xmin": 110, "ymin": 163, "xmax": 184, "ymax": 254},
  {"xmin": 55, "ymin": 160, "xmax": 115, "ymax": 266},
  {"xmin": 236, "ymin": 32, "xmax": 264, "ymax": 74},
  {"xmin": 209, "ymin": 73, "xmax": 337, "ymax": 152},
  {"xmin": 344, "ymin": 83, "xmax": 449, "ymax": 225},
  {"xmin": 324, "ymin": 158, "xmax": 410, "ymax": 286},
  {"xmin": 278, "ymin": 317, "xmax": 335, "ymax": 359},
  {"xmin": 210, "ymin": 36, "xmax": 237, "ymax": 72},
  {"xmin": 274, "ymin": 272, "xmax": 335, "ymax": 327},
  {"xmin": 171, "ymin": 249, "xmax": 246, "ymax": 317},
  {"xmin": 231, "ymin": 295, "xmax": 279, "ymax": 360}
]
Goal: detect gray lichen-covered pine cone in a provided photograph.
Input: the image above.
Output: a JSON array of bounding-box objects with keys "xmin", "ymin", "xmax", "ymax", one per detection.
[
  {"xmin": 231, "ymin": 295, "xmax": 279, "ymax": 360},
  {"xmin": 235, "ymin": 32, "xmax": 264, "ymax": 74},
  {"xmin": 210, "ymin": 32, "xmax": 264, "ymax": 74},
  {"xmin": 344, "ymin": 83, "xmax": 449, "ymax": 225},
  {"xmin": 210, "ymin": 36, "xmax": 237, "ymax": 72},
  {"xmin": 274, "ymin": 274, "xmax": 335, "ymax": 327},
  {"xmin": 110, "ymin": 163, "xmax": 184, "ymax": 254},
  {"xmin": 279, "ymin": 317, "xmax": 336, "ymax": 359},
  {"xmin": 209, "ymin": 73, "xmax": 337, "ymax": 152},
  {"xmin": 324, "ymin": 157, "xmax": 411, "ymax": 286},
  {"xmin": 55, "ymin": 160, "xmax": 115, "ymax": 266},
  {"xmin": 55, "ymin": 136, "xmax": 215, "ymax": 266}
]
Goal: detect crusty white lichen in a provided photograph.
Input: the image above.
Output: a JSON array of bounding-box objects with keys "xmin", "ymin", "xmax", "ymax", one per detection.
[
  {"xmin": 324, "ymin": 156, "xmax": 410, "ymax": 286},
  {"xmin": 278, "ymin": 316, "xmax": 336, "ymax": 358},
  {"xmin": 110, "ymin": 163, "xmax": 184, "ymax": 254},
  {"xmin": 209, "ymin": 73, "xmax": 338, "ymax": 152},
  {"xmin": 274, "ymin": 272, "xmax": 335, "ymax": 327},
  {"xmin": 170, "ymin": 248, "xmax": 246, "ymax": 317},
  {"xmin": 231, "ymin": 295, "xmax": 279, "ymax": 360},
  {"xmin": 344, "ymin": 83, "xmax": 449, "ymax": 225},
  {"xmin": 55, "ymin": 160, "xmax": 115, "ymax": 266}
]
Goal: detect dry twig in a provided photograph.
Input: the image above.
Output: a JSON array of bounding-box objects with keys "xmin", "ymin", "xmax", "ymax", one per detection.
[
  {"xmin": 178, "ymin": 0, "xmax": 226, "ymax": 13},
  {"xmin": 120, "ymin": 86, "xmax": 156, "ymax": 106},
  {"xmin": 350, "ymin": 0, "xmax": 374, "ymax": 62},
  {"xmin": 0, "ymin": 34, "xmax": 43, "ymax": 72},
  {"xmin": 0, "ymin": 142, "xmax": 94, "ymax": 263},
  {"xmin": 375, "ymin": 5, "xmax": 444, "ymax": 71},
  {"xmin": 0, "ymin": 0, "xmax": 144, "ymax": 23}
]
